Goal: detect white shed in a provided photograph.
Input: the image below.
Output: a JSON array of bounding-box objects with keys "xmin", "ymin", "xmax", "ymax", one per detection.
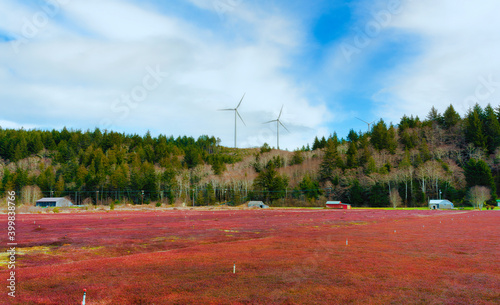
[
  {"xmin": 36, "ymin": 197, "xmax": 73, "ymax": 208},
  {"xmin": 429, "ymin": 199, "xmax": 454, "ymax": 210}
]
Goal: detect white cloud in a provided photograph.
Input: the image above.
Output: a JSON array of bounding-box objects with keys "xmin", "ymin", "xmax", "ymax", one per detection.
[
  {"xmin": 0, "ymin": 0, "xmax": 330, "ymax": 149},
  {"xmin": 0, "ymin": 120, "xmax": 38, "ymax": 130},
  {"xmin": 374, "ymin": 0, "xmax": 500, "ymax": 120}
]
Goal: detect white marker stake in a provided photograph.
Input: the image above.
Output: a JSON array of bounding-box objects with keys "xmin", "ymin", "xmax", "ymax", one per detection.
[
  {"xmin": 346, "ymin": 238, "xmax": 348, "ymax": 246},
  {"xmin": 394, "ymin": 230, "xmax": 396, "ymax": 233},
  {"xmin": 233, "ymin": 263, "xmax": 236, "ymax": 274},
  {"xmin": 82, "ymin": 289, "xmax": 87, "ymax": 305}
]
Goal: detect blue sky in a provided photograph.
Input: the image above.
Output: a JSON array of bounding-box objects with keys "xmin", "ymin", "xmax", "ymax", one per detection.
[{"xmin": 1, "ymin": 0, "xmax": 499, "ymax": 150}]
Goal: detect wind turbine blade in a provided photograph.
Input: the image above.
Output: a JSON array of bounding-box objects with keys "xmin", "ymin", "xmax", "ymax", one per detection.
[
  {"xmin": 236, "ymin": 93, "xmax": 246, "ymax": 109},
  {"xmin": 263, "ymin": 120, "xmax": 277, "ymax": 124},
  {"xmin": 279, "ymin": 120, "xmax": 290, "ymax": 132},
  {"xmin": 356, "ymin": 117, "xmax": 369, "ymax": 124},
  {"xmin": 236, "ymin": 110, "xmax": 246, "ymax": 126},
  {"xmin": 219, "ymin": 108, "xmax": 235, "ymax": 111},
  {"xmin": 278, "ymin": 105, "xmax": 284, "ymax": 120}
]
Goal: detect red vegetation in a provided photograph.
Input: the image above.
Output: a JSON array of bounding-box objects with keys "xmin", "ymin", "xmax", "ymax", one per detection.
[{"xmin": 1, "ymin": 209, "xmax": 499, "ymax": 304}]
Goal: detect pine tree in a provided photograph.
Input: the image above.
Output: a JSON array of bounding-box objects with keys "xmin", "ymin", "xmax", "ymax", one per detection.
[
  {"xmin": 29, "ymin": 133, "xmax": 45, "ymax": 154},
  {"xmin": 426, "ymin": 106, "xmax": 442, "ymax": 123},
  {"xmin": 442, "ymin": 104, "xmax": 461, "ymax": 129},
  {"xmin": 366, "ymin": 156, "xmax": 377, "ymax": 174},
  {"xmin": 12, "ymin": 136, "xmax": 28, "ymax": 162},
  {"xmin": 319, "ymin": 141, "xmax": 343, "ymax": 183},
  {"xmin": 464, "ymin": 158, "xmax": 496, "ymax": 200},
  {"xmin": 358, "ymin": 136, "xmax": 371, "ymax": 166},
  {"xmin": 464, "ymin": 104, "xmax": 487, "ymax": 150},
  {"xmin": 347, "ymin": 129, "xmax": 359, "ymax": 143},
  {"xmin": 76, "ymin": 165, "xmax": 88, "ymax": 190},
  {"xmin": 346, "ymin": 141, "xmax": 358, "ymax": 168},
  {"xmin": 55, "ymin": 176, "xmax": 65, "ymax": 197},
  {"xmin": 320, "ymin": 136, "xmax": 327, "ymax": 149},
  {"xmin": 253, "ymin": 161, "xmax": 289, "ymax": 202},
  {"xmin": 483, "ymin": 104, "xmax": 500, "ymax": 154},
  {"xmin": 387, "ymin": 124, "xmax": 398, "ymax": 154},
  {"xmin": 312, "ymin": 137, "xmax": 321, "ymax": 151},
  {"xmin": 419, "ymin": 140, "xmax": 432, "ymax": 162},
  {"xmin": 370, "ymin": 120, "xmax": 388, "ymax": 150},
  {"xmin": 298, "ymin": 174, "xmax": 321, "ymax": 200}
]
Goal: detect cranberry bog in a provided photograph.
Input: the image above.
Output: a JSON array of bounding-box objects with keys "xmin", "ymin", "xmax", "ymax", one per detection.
[{"xmin": 1, "ymin": 208, "xmax": 499, "ymax": 305}]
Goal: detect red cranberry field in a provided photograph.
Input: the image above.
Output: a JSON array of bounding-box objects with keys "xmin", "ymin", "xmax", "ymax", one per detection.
[{"xmin": 2, "ymin": 209, "xmax": 499, "ymax": 304}]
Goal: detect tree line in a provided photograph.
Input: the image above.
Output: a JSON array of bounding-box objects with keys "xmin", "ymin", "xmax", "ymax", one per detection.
[{"xmin": 0, "ymin": 103, "xmax": 499, "ymax": 208}]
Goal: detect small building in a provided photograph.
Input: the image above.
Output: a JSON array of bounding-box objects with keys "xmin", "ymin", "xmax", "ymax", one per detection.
[
  {"xmin": 429, "ymin": 199, "xmax": 454, "ymax": 210},
  {"xmin": 247, "ymin": 201, "xmax": 269, "ymax": 208},
  {"xmin": 326, "ymin": 201, "xmax": 351, "ymax": 209},
  {"xmin": 36, "ymin": 197, "xmax": 73, "ymax": 208}
]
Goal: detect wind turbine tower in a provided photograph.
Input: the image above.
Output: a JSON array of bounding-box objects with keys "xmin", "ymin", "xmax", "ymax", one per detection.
[
  {"xmin": 356, "ymin": 117, "xmax": 376, "ymax": 133},
  {"xmin": 264, "ymin": 105, "xmax": 289, "ymax": 150},
  {"xmin": 219, "ymin": 94, "xmax": 246, "ymax": 148}
]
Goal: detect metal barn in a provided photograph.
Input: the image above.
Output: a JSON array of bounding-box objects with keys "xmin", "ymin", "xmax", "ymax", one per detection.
[
  {"xmin": 326, "ymin": 201, "xmax": 351, "ymax": 209},
  {"xmin": 429, "ymin": 200, "xmax": 454, "ymax": 210},
  {"xmin": 36, "ymin": 197, "xmax": 73, "ymax": 208}
]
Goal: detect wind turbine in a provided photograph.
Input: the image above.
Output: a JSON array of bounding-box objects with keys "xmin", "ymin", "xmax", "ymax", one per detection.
[
  {"xmin": 356, "ymin": 117, "xmax": 376, "ymax": 133},
  {"xmin": 264, "ymin": 105, "xmax": 289, "ymax": 150},
  {"xmin": 219, "ymin": 94, "xmax": 246, "ymax": 148}
]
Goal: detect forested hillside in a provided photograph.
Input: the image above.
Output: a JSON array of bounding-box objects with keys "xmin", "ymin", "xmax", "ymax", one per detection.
[{"xmin": 1, "ymin": 104, "xmax": 499, "ymax": 208}]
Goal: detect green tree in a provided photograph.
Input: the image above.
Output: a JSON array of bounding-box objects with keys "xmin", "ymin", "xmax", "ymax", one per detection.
[
  {"xmin": 319, "ymin": 141, "xmax": 343, "ymax": 183},
  {"xmin": 442, "ymin": 104, "xmax": 461, "ymax": 129},
  {"xmin": 347, "ymin": 129, "xmax": 359, "ymax": 143},
  {"xmin": 298, "ymin": 174, "xmax": 321, "ymax": 200},
  {"xmin": 55, "ymin": 176, "xmax": 65, "ymax": 197},
  {"xmin": 349, "ymin": 180, "xmax": 365, "ymax": 206},
  {"xmin": 13, "ymin": 136, "xmax": 28, "ymax": 162},
  {"xmin": 260, "ymin": 143, "xmax": 272, "ymax": 153},
  {"xmin": 253, "ymin": 161, "xmax": 289, "ymax": 202},
  {"xmin": 312, "ymin": 137, "xmax": 321, "ymax": 151},
  {"xmin": 371, "ymin": 120, "xmax": 388, "ymax": 150},
  {"xmin": 289, "ymin": 150, "xmax": 305, "ymax": 166},
  {"xmin": 183, "ymin": 147, "xmax": 203, "ymax": 169},
  {"xmin": 387, "ymin": 124, "xmax": 398, "ymax": 154},
  {"xmin": 464, "ymin": 104, "xmax": 487, "ymax": 150},
  {"xmin": 29, "ymin": 133, "xmax": 45, "ymax": 154},
  {"xmin": 346, "ymin": 141, "xmax": 358, "ymax": 168},
  {"xmin": 426, "ymin": 106, "xmax": 442, "ymax": 123},
  {"xmin": 419, "ymin": 139, "xmax": 432, "ymax": 162},
  {"xmin": 464, "ymin": 159, "xmax": 496, "ymax": 199},
  {"xmin": 484, "ymin": 104, "xmax": 500, "ymax": 154},
  {"xmin": 370, "ymin": 183, "xmax": 389, "ymax": 207},
  {"xmin": 162, "ymin": 166, "xmax": 178, "ymax": 204}
]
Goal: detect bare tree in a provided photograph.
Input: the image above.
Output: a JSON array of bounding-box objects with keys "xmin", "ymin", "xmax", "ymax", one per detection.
[
  {"xmin": 390, "ymin": 190, "xmax": 403, "ymax": 209},
  {"xmin": 467, "ymin": 186, "xmax": 491, "ymax": 210},
  {"xmin": 21, "ymin": 185, "xmax": 42, "ymax": 205}
]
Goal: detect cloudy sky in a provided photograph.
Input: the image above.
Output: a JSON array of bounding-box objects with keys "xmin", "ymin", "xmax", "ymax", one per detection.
[{"xmin": 1, "ymin": 0, "xmax": 499, "ymax": 150}]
